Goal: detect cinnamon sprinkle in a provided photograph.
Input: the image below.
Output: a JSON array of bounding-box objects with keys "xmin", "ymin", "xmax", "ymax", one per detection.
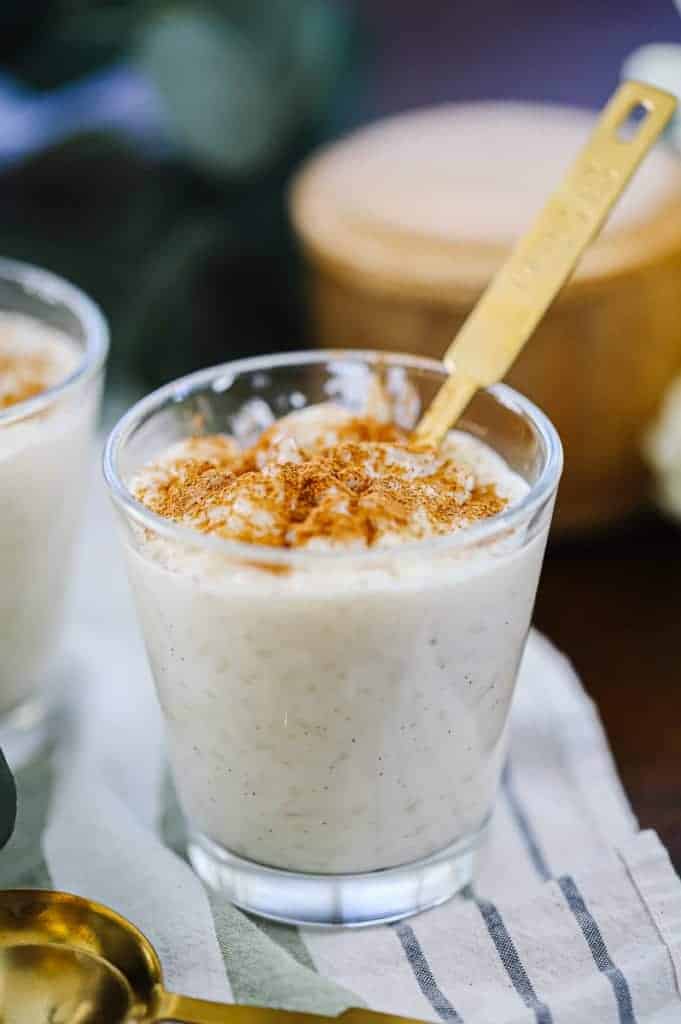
[
  {"xmin": 0, "ymin": 351, "xmax": 54, "ymax": 409},
  {"xmin": 133, "ymin": 414, "xmax": 507, "ymax": 550}
]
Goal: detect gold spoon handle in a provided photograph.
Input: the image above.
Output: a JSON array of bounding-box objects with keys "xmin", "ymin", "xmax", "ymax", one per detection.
[
  {"xmin": 156, "ymin": 991, "xmax": 335, "ymax": 1023},
  {"xmin": 155, "ymin": 994, "xmax": 425, "ymax": 1024},
  {"xmin": 414, "ymin": 79, "xmax": 677, "ymax": 445}
]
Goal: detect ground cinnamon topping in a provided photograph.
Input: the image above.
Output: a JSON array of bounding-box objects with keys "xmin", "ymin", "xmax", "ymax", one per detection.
[
  {"xmin": 0, "ymin": 321, "xmax": 79, "ymax": 411},
  {"xmin": 134, "ymin": 410, "xmax": 508, "ymax": 550},
  {"xmin": 0, "ymin": 350, "xmax": 54, "ymax": 409}
]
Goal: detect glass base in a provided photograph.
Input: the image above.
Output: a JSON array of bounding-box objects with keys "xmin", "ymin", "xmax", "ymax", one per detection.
[
  {"xmin": 0, "ymin": 693, "xmax": 54, "ymax": 768},
  {"xmin": 188, "ymin": 827, "xmax": 485, "ymax": 927}
]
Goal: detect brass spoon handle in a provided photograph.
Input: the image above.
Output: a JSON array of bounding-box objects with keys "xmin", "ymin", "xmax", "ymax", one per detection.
[
  {"xmin": 155, "ymin": 991, "xmax": 228, "ymax": 1022},
  {"xmin": 155, "ymin": 993, "xmax": 423, "ymax": 1024},
  {"xmin": 155, "ymin": 991, "xmax": 333, "ymax": 1023},
  {"xmin": 414, "ymin": 79, "xmax": 677, "ymax": 445}
]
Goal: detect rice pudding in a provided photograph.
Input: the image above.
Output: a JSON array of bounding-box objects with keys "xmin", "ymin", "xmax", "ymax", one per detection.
[
  {"xmin": 0, "ymin": 313, "xmax": 98, "ymax": 718},
  {"xmin": 125, "ymin": 400, "xmax": 548, "ymax": 875}
]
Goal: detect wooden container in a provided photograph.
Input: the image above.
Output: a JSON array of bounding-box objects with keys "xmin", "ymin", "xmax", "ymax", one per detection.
[{"xmin": 290, "ymin": 103, "xmax": 681, "ymax": 532}]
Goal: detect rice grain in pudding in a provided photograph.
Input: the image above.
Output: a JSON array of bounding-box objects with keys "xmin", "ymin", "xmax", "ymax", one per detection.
[
  {"xmin": 125, "ymin": 400, "xmax": 547, "ymax": 874},
  {"xmin": 0, "ymin": 314, "xmax": 95, "ymax": 714}
]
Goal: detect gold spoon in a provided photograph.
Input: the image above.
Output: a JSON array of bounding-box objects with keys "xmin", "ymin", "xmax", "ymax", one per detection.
[
  {"xmin": 414, "ymin": 79, "xmax": 677, "ymax": 445},
  {"xmin": 0, "ymin": 889, "xmax": 416, "ymax": 1024}
]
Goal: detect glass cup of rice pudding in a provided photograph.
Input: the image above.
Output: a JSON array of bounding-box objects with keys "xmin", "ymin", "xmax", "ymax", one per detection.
[
  {"xmin": 0, "ymin": 260, "xmax": 108, "ymax": 763},
  {"xmin": 104, "ymin": 350, "xmax": 561, "ymax": 926}
]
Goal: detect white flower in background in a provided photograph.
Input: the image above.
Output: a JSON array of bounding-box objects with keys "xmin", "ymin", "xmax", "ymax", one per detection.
[{"xmin": 644, "ymin": 375, "xmax": 681, "ymax": 520}]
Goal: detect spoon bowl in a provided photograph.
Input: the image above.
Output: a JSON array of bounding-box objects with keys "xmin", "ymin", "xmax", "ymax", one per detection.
[
  {"xmin": 0, "ymin": 944, "xmax": 133, "ymax": 1024},
  {"xmin": 0, "ymin": 890, "xmax": 418, "ymax": 1024},
  {"xmin": 0, "ymin": 889, "xmax": 160, "ymax": 1020}
]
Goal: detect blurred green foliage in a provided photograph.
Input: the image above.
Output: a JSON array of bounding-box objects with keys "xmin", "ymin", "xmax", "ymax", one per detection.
[{"xmin": 0, "ymin": 1, "xmax": 359, "ymax": 393}]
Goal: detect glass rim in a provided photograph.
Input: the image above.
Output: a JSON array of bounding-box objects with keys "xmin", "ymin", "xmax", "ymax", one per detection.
[
  {"xmin": 0, "ymin": 258, "xmax": 109, "ymax": 427},
  {"xmin": 103, "ymin": 349, "xmax": 563, "ymax": 566}
]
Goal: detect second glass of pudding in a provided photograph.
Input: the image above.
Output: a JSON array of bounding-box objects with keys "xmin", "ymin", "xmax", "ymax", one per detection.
[
  {"xmin": 104, "ymin": 351, "xmax": 562, "ymax": 926},
  {"xmin": 0, "ymin": 260, "xmax": 108, "ymax": 763}
]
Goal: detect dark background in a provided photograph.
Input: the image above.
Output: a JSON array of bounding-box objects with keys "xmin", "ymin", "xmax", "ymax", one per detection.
[
  {"xmin": 1, "ymin": 0, "xmax": 680, "ymax": 865},
  {"xmin": 359, "ymin": 0, "xmax": 681, "ymax": 114},
  {"xmin": 2, "ymin": 0, "xmax": 680, "ymax": 393}
]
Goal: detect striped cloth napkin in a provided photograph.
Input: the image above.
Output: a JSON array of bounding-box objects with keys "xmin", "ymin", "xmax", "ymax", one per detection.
[{"xmin": 2, "ymin": 474, "xmax": 680, "ymax": 1024}]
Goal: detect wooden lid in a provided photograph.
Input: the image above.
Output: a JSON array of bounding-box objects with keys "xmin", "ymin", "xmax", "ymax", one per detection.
[{"xmin": 290, "ymin": 102, "xmax": 681, "ymax": 301}]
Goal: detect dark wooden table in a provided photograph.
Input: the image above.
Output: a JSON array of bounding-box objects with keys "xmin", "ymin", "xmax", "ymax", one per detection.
[{"xmin": 534, "ymin": 513, "xmax": 681, "ymax": 871}]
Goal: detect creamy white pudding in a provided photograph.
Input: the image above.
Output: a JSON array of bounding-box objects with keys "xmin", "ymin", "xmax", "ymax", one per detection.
[
  {"xmin": 125, "ymin": 402, "xmax": 548, "ymax": 874},
  {"xmin": 0, "ymin": 314, "xmax": 97, "ymax": 715}
]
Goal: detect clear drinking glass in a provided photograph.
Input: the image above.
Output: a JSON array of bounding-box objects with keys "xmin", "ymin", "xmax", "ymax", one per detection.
[
  {"xmin": 104, "ymin": 350, "xmax": 562, "ymax": 926},
  {"xmin": 0, "ymin": 260, "xmax": 108, "ymax": 764}
]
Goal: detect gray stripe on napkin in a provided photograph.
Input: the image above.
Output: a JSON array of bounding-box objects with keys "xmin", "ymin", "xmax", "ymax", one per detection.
[
  {"xmin": 501, "ymin": 759, "xmax": 551, "ymax": 882},
  {"xmin": 476, "ymin": 897, "xmax": 553, "ymax": 1024},
  {"xmin": 558, "ymin": 874, "xmax": 636, "ymax": 1024},
  {"xmin": 393, "ymin": 921, "xmax": 462, "ymax": 1022},
  {"xmin": 208, "ymin": 892, "xmax": 362, "ymax": 1013},
  {"xmin": 253, "ymin": 918, "xmax": 319, "ymax": 970},
  {"xmin": 0, "ymin": 746, "xmax": 54, "ymax": 888}
]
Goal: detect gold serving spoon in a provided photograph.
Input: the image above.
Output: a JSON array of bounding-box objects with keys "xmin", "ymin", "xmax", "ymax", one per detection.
[
  {"xmin": 414, "ymin": 79, "xmax": 677, "ymax": 445},
  {"xmin": 0, "ymin": 889, "xmax": 417, "ymax": 1024}
]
